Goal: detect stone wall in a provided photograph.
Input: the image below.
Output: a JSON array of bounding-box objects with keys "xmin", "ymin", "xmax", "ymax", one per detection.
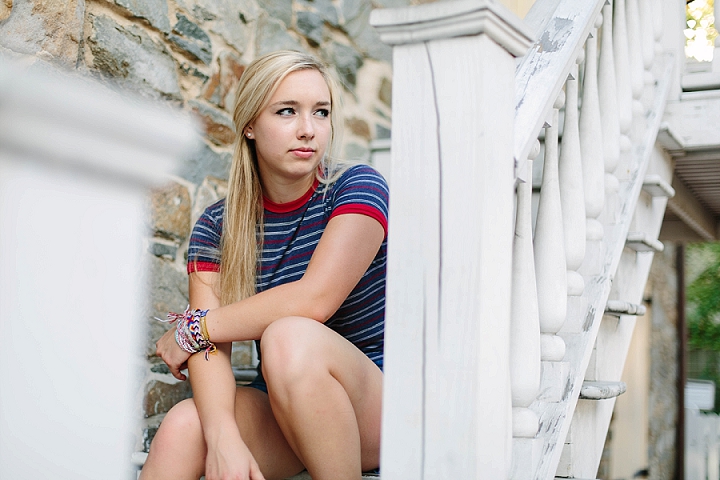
[
  {"xmin": 647, "ymin": 244, "xmax": 680, "ymax": 480},
  {"xmin": 0, "ymin": 0, "xmax": 412, "ymax": 454}
]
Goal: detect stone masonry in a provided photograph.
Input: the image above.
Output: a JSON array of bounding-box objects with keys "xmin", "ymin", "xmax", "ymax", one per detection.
[{"xmin": 0, "ymin": 0, "xmax": 421, "ymax": 454}]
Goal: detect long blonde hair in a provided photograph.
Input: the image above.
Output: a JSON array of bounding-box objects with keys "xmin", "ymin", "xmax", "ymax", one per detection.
[{"xmin": 220, "ymin": 50, "xmax": 344, "ymax": 306}]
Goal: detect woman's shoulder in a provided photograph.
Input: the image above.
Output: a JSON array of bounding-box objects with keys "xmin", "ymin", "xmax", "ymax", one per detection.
[
  {"xmin": 194, "ymin": 198, "xmax": 226, "ymax": 228},
  {"xmin": 332, "ymin": 163, "xmax": 388, "ymax": 188}
]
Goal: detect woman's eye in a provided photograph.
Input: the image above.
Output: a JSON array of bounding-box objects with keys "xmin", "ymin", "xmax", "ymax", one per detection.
[
  {"xmin": 315, "ymin": 109, "xmax": 330, "ymax": 118},
  {"xmin": 277, "ymin": 107, "xmax": 295, "ymax": 116}
]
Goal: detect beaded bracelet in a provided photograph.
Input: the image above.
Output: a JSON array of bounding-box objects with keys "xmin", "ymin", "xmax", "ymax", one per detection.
[{"xmin": 159, "ymin": 306, "xmax": 217, "ymax": 360}]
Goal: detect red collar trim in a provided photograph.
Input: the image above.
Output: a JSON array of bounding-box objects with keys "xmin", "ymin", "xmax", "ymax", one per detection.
[{"xmin": 263, "ymin": 177, "xmax": 320, "ymax": 213}]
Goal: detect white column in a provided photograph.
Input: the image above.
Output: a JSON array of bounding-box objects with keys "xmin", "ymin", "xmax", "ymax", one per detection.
[
  {"xmin": 371, "ymin": 2, "xmax": 532, "ymax": 478},
  {"xmin": 0, "ymin": 60, "xmax": 195, "ymax": 478}
]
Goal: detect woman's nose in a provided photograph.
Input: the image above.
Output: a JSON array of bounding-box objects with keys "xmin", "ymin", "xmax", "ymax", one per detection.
[{"xmin": 297, "ymin": 115, "xmax": 315, "ymax": 139}]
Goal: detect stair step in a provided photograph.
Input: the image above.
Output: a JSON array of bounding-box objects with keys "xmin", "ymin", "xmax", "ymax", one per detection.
[
  {"xmin": 642, "ymin": 174, "xmax": 675, "ymax": 197},
  {"xmin": 579, "ymin": 381, "xmax": 627, "ymax": 400},
  {"xmin": 604, "ymin": 300, "xmax": 646, "ymax": 316},
  {"xmin": 625, "ymin": 232, "xmax": 664, "ymax": 252}
]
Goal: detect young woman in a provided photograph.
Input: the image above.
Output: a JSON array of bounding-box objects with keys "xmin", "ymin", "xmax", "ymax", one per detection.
[{"xmin": 140, "ymin": 51, "xmax": 388, "ymax": 480}]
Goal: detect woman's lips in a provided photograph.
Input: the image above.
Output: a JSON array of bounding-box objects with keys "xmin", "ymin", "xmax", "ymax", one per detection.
[{"xmin": 291, "ymin": 148, "xmax": 315, "ymax": 159}]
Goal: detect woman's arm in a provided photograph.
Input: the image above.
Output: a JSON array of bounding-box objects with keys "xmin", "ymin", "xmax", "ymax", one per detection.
[
  {"xmin": 186, "ymin": 272, "xmax": 264, "ymax": 479},
  {"xmin": 206, "ymin": 213, "xmax": 385, "ymax": 342},
  {"xmin": 157, "ymin": 213, "xmax": 384, "ymax": 377}
]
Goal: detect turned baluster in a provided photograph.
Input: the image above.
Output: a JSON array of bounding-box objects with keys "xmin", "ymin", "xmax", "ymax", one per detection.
[
  {"xmin": 626, "ymin": 0, "xmax": 645, "ymax": 142},
  {"xmin": 598, "ymin": 3, "xmax": 620, "ymax": 187},
  {"xmin": 511, "ymin": 153, "xmax": 541, "ymax": 439},
  {"xmin": 559, "ymin": 62, "xmax": 586, "ymax": 297},
  {"xmin": 534, "ymin": 94, "xmax": 567, "ymax": 363},
  {"xmin": 626, "ymin": 0, "xmax": 644, "ymax": 100},
  {"xmin": 580, "ymin": 19, "xmax": 605, "ymax": 225},
  {"xmin": 613, "ymin": 0, "xmax": 633, "ymax": 137},
  {"xmin": 639, "ymin": 0, "xmax": 654, "ymax": 73}
]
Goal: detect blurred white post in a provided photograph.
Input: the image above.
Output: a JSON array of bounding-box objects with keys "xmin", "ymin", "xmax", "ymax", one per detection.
[
  {"xmin": 0, "ymin": 60, "xmax": 196, "ymax": 479},
  {"xmin": 371, "ymin": 2, "xmax": 532, "ymax": 478}
]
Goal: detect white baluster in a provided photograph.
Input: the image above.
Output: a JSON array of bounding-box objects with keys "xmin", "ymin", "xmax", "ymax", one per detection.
[
  {"xmin": 511, "ymin": 155, "xmax": 541, "ymax": 439},
  {"xmin": 534, "ymin": 95, "xmax": 567, "ymax": 363},
  {"xmin": 626, "ymin": 0, "xmax": 644, "ymax": 100},
  {"xmin": 599, "ymin": 3, "xmax": 620, "ymax": 180},
  {"xmin": 580, "ymin": 20, "xmax": 605, "ymax": 223},
  {"xmin": 639, "ymin": 0, "xmax": 654, "ymax": 71},
  {"xmin": 559, "ymin": 63, "xmax": 586, "ymax": 293},
  {"xmin": 653, "ymin": 0, "xmax": 663, "ymax": 45},
  {"xmin": 613, "ymin": 0, "xmax": 633, "ymax": 137},
  {"xmin": 626, "ymin": 0, "xmax": 645, "ymax": 143}
]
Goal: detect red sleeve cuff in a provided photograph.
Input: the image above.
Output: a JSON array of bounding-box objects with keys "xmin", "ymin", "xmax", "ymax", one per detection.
[
  {"xmin": 187, "ymin": 261, "xmax": 221, "ymax": 274},
  {"xmin": 329, "ymin": 204, "xmax": 388, "ymax": 238}
]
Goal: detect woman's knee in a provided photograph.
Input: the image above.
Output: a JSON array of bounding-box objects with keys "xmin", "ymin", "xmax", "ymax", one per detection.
[
  {"xmin": 151, "ymin": 398, "xmax": 202, "ymax": 448},
  {"xmin": 260, "ymin": 316, "xmax": 323, "ymax": 384}
]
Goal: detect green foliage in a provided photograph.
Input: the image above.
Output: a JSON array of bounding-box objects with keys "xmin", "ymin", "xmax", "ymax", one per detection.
[
  {"xmin": 686, "ymin": 0, "xmax": 718, "ymax": 61},
  {"xmin": 687, "ymin": 242, "xmax": 720, "ymax": 350}
]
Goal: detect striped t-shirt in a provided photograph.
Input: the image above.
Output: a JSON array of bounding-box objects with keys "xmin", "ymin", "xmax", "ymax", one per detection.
[{"xmin": 187, "ymin": 164, "xmax": 389, "ymax": 365}]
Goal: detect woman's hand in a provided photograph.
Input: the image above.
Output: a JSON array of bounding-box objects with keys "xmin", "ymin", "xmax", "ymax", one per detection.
[
  {"xmin": 156, "ymin": 326, "xmax": 192, "ymax": 381},
  {"xmin": 205, "ymin": 426, "xmax": 266, "ymax": 480}
]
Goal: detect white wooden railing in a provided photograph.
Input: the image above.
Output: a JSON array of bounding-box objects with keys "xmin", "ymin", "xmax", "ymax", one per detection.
[{"xmin": 372, "ymin": 0, "xmax": 677, "ymax": 478}]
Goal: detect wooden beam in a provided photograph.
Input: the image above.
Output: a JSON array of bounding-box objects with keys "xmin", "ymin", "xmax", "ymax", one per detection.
[{"xmin": 666, "ymin": 175, "xmax": 718, "ymax": 241}]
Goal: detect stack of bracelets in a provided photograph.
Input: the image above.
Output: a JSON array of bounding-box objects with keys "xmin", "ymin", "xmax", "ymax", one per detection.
[{"xmin": 160, "ymin": 307, "xmax": 217, "ymax": 360}]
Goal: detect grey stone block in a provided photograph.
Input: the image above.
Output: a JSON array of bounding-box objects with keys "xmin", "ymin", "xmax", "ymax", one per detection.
[
  {"xmin": 296, "ymin": 11, "xmax": 324, "ymax": 47},
  {"xmin": 259, "ymin": 0, "xmax": 292, "ymax": 28},
  {"xmin": 341, "ymin": 0, "xmax": 364, "ymax": 24},
  {"xmin": 168, "ymin": 13, "xmax": 212, "ymax": 65},
  {"xmin": 88, "ymin": 15, "xmax": 181, "ymax": 100},
  {"xmin": 255, "ymin": 15, "xmax": 303, "ymax": 57},
  {"xmin": 329, "ymin": 41, "xmax": 363, "ymax": 90},
  {"xmin": 297, "ymin": 0, "xmax": 339, "ymax": 27},
  {"xmin": 145, "ymin": 255, "xmax": 189, "ymax": 355},
  {"xmin": 149, "ymin": 240, "xmax": 179, "ymax": 261},
  {"xmin": 175, "ymin": 0, "xmax": 257, "ymax": 54},
  {"xmin": 114, "ymin": 0, "xmax": 171, "ymax": 34},
  {"xmin": 352, "ymin": 22, "xmax": 392, "ymax": 63},
  {"xmin": 177, "ymin": 142, "xmax": 232, "ymax": 185}
]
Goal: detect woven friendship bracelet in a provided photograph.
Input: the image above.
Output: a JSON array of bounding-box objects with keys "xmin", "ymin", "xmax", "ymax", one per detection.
[{"xmin": 159, "ymin": 307, "xmax": 217, "ymax": 360}]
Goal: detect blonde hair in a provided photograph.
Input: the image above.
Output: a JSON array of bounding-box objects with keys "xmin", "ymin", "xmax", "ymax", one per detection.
[{"xmin": 220, "ymin": 50, "xmax": 344, "ymax": 306}]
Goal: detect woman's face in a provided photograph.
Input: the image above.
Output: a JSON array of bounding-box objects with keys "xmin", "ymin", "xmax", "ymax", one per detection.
[{"xmin": 247, "ymin": 68, "xmax": 332, "ymax": 190}]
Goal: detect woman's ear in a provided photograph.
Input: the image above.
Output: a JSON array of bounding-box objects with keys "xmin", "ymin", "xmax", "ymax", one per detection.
[{"xmin": 244, "ymin": 125, "xmax": 254, "ymax": 139}]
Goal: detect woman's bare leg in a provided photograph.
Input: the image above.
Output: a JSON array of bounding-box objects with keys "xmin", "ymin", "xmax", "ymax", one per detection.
[
  {"xmin": 140, "ymin": 387, "xmax": 305, "ymax": 480},
  {"xmin": 260, "ymin": 316, "xmax": 383, "ymax": 480}
]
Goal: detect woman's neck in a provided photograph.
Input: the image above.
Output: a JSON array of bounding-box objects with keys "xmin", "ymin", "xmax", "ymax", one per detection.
[{"xmin": 261, "ymin": 172, "xmax": 316, "ymax": 205}]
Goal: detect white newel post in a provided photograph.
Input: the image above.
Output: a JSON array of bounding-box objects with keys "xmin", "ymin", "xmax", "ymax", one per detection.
[
  {"xmin": 371, "ymin": 2, "xmax": 532, "ymax": 478},
  {"xmin": 0, "ymin": 62, "xmax": 196, "ymax": 478}
]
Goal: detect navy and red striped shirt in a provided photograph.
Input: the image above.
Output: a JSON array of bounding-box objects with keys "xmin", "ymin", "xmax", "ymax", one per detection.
[{"xmin": 187, "ymin": 164, "xmax": 388, "ymax": 364}]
